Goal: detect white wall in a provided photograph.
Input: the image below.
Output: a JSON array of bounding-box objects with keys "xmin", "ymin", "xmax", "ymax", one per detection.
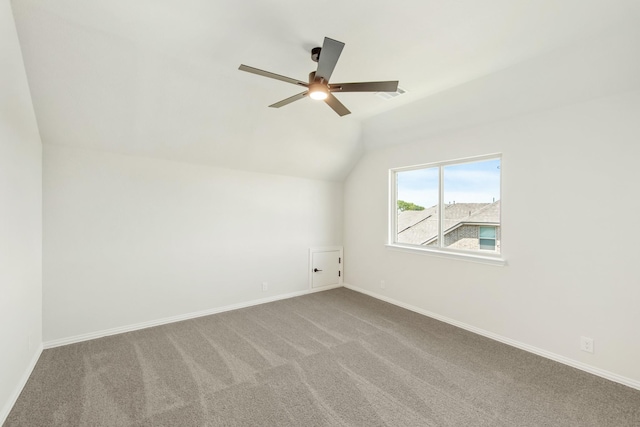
[
  {"xmin": 344, "ymin": 88, "xmax": 640, "ymax": 386},
  {"xmin": 43, "ymin": 145, "xmax": 342, "ymax": 343},
  {"xmin": 0, "ymin": 0, "xmax": 43, "ymax": 422}
]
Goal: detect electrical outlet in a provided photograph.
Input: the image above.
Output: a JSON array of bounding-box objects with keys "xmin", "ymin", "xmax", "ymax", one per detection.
[
  {"xmin": 580, "ymin": 336, "xmax": 594, "ymax": 353},
  {"xmin": 262, "ymin": 282, "xmax": 269, "ymax": 292},
  {"xmin": 380, "ymin": 280, "xmax": 386, "ymax": 289}
]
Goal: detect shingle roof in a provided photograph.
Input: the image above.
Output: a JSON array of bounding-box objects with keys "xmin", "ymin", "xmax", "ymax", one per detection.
[
  {"xmin": 397, "ymin": 200, "xmax": 500, "ymax": 245},
  {"xmin": 465, "ymin": 200, "xmax": 501, "ymax": 224},
  {"xmin": 397, "ymin": 205, "xmax": 437, "ymax": 232}
]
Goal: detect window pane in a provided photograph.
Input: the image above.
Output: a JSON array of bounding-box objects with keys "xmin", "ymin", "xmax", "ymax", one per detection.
[
  {"xmin": 443, "ymin": 159, "xmax": 500, "ymax": 253},
  {"xmin": 479, "ymin": 239, "xmax": 496, "ymax": 250},
  {"xmin": 479, "ymin": 226, "xmax": 496, "ymax": 238},
  {"xmin": 396, "ymin": 167, "xmax": 438, "ymax": 245}
]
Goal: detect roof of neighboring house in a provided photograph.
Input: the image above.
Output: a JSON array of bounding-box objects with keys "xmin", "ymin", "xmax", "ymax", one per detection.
[
  {"xmin": 397, "ymin": 200, "xmax": 500, "ymax": 245},
  {"xmin": 397, "ymin": 205, "xmax": 437, "ymax": 233},
  {"xmin": 465, "ymin": 201, "xmax": 501, "ymax": 224}
]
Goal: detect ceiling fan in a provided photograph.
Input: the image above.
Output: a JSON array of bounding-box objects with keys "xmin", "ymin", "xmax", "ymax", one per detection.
[{"xmin": 239, "ymin": 37, "xmax": 399, "ymax": 117}]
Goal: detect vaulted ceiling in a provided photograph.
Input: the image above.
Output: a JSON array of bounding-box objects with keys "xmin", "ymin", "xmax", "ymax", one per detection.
[{"xmin": 11, "ymin": 0, "xmax": 638, "ymax": 180}]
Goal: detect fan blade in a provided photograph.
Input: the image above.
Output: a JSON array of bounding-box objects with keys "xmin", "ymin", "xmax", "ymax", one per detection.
[
  {"xmin": 330, "ymin": 81, "xmax": 399, "ymax": 93},
  {"xmin": 269, "ymin": 91, "xmax": 308, "ymax": 108},
  {"xmin": 239, "ymin": 65, "xmax": 308, "ymax": 87},
  {"xmin": 324, "ymin": 93, "xmax": 351, "ymax": 116},
  {"xmin": 315, "ymin": 37, "xmax": 344, "ymax": 82}
]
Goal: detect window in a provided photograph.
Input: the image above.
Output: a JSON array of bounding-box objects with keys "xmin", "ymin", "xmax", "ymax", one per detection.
[
  {"xmin": 390, "ymin": 154, "xmax": 501, "ymax": 260},
  {"xmin": 479, "ymin": 226, "xmax": 497, "ymax": 251}
]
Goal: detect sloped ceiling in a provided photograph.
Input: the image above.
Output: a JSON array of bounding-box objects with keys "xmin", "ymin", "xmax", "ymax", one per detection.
[{"xmin": 10, "ymin": 0, "xmax": 638, "ymax": 180}]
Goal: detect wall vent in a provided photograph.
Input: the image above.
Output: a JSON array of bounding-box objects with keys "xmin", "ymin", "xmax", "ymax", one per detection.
[{"xmin": 376, "ymin": 87, "xmax": 407, "ymax": 100}]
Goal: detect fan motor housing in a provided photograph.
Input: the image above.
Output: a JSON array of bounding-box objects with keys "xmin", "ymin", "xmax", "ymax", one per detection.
[{"xmin": 309, "ymin": 71, "xmax": 328, "ymax": 86}]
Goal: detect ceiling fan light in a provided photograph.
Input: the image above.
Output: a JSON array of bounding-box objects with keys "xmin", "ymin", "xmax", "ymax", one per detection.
[
  {"xmin": 309, "ymin": 85, "xmax": 328, "ymax": 100},
  {"xmin": 310, "ymin": 91, "xmax": 327, "ymax": 100}
]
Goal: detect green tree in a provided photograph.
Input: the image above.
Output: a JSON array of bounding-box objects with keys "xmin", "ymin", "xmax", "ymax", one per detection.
[{"xmin": 397, "ymin": 200, "xmax": 425, "ymax": 212}]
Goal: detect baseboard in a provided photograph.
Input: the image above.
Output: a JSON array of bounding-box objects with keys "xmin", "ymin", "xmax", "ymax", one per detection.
[
  {"xmin": 0, "ymin": 343, "xmax": 43, "ymax": 426},
  {"xmin": 343, "ymin": 283, "xmax": 640, "ymax": 391},
  {"xmin": 44, "ymin": 284, "xmax": 343, "ymax": 349}
]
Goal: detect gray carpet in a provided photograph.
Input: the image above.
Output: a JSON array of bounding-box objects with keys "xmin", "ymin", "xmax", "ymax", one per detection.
[{"xmin": 5, "ymin": 288, "xmax": 640, "ymax": 426}]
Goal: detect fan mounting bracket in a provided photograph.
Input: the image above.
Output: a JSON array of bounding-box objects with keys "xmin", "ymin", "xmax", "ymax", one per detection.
[{"xmin": 311, "ymin": 47, "xmax": 321, "ymax": 63}]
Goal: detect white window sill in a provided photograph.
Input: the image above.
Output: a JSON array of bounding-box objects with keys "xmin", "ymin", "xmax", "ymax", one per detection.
[{"xmin": 385, "ymin": 243, "xmax": 507, "ymax": 266}]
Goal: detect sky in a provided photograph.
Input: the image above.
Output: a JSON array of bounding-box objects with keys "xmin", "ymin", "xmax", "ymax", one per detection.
[{"xmin": 397, "ymin": 158, "xmax": 500, "ymax": 208}]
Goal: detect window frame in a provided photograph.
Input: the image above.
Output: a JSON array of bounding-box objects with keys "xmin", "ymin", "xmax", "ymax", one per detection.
[{"xmin": 388, "ymin": 153, "xmax": 505, "ymax": 266}]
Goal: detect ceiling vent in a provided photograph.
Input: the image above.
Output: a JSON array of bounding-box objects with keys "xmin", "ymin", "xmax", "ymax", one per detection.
[{"xmin": 376, "ymin": 87, "xmax": 406, "ymax": 100}]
